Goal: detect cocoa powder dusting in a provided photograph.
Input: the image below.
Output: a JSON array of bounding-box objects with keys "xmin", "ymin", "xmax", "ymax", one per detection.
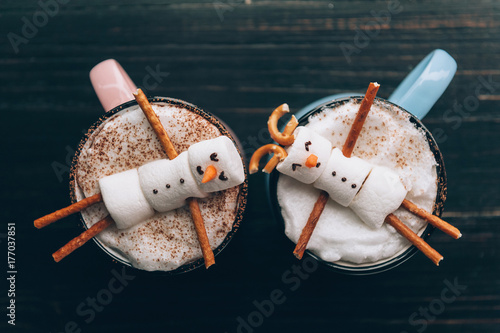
[{"xmin": 74, "ymin": 102, "xmax": 244, "ymax": 271}]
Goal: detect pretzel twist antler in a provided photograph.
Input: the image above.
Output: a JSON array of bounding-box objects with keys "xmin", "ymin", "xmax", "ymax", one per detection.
[
  {"xmin": 249, "ymin": 144, "xmax": 288, "ymax": 174},
  {"xmin": 268, "ymin": 104, "xmax": 298, "ymax": 146}
]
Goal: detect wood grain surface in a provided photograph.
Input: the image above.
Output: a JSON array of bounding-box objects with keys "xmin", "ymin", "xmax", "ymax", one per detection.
[{"xmin": 1, "ymin": 0, "xmax": 499, "ymax": 332}]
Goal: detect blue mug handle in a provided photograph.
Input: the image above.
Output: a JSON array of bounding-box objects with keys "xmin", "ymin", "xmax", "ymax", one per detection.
[
  {"xmin": 266, "ymin": 49, "xmax": 456, "ymax": 215},
  {"xmin": 295, "ymin": 49, "xmax": 456, "ymax": 121},
  {"xmin": 388, "ymin": 49, "xmax": 456, "ymax": 120}
]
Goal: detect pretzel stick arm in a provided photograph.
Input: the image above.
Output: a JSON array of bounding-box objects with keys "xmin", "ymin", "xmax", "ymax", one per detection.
[
  {"xmin": 133, "ymin": 90, "xmax": 178, "ymax": 160},
  {"xmin": 293, "ymin": 191, "xmax": 329, "ymax": 260},
  {"xmin": 342, "ymin": 82, "xmax": 380, "ymax": 158},
  {"xmin": 385, "ymin": 213, "xmax": 443, "ymax": 266},
  {"xmin": 401, "ymin": 199, "xmax": 461, "ymax": 239},
  {"xmin": 187, "ymin": 198, "xmax": 215, "ymax": 267},
  {"xmin": 34, "ymin": 193, "xmax": 103, "ymax": 229},
  {"xmin": 52, "ymin": 216, "xmax": 114, "ymax": 262},
  {"xmin": 133, "ymin": 89, "xmax": 215, "ymax": 269}
]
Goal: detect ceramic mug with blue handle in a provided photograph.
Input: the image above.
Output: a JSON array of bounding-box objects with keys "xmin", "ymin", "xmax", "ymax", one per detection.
[{"xmin": 266, "ymin": 49, "xmax": 457, "ymax": 274}]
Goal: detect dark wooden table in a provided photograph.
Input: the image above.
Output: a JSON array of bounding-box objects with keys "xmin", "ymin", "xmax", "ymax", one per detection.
[{"xmin": 1, "ymin": 1, "xmax": 499, "ymax": 332}]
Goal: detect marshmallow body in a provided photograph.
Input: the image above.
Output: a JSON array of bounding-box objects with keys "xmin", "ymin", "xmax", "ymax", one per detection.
[
  {"xmin": 276, "ymin": 126, "xmax": 332, "ymax": 184},
  {"xmin": 349, "ymin": 166, "xmax": 408, "ymax": 229},
  {"xmin": 99, "ymin": 169, "xmax": 155, "ymax": 230},
  {"xmin": 314, "ymin": 148, "xmax": 373, "ymax": 207},
  {"xmin": 138, "ymin": 152, "xmax": 207, "ymax": 212},
  {"xmin": 188, "ymin": 136, "xmax": 245, "ymax": 192}
]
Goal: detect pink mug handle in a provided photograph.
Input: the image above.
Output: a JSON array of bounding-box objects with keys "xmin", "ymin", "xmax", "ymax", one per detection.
[{"xmin": 89, "ymin": 59, "xmax": 137, "ymax": 112}]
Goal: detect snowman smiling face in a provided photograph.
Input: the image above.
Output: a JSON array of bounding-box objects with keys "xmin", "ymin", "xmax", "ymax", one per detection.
[
  {"xmin": 188, "ymin": 135, "xmax": 246, "ymax": 193},
  {"xmin": 276, "ymin": 126, "xmax": 332, "ymax": 184}
]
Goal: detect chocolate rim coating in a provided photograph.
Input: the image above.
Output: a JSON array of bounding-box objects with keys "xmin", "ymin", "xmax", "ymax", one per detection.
[
  {"xmin": 268, "ymin": 97, "xmax": 447, "ymax": 275},
  {"xmin": 69, "ymin": 96, "xmax": 248, "ymax": 275}
]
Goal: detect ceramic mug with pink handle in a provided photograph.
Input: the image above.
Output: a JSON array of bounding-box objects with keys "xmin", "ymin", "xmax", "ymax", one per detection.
[{"xmin": 70, "ymin": 60, "xmax": 248, "ymax": 273}]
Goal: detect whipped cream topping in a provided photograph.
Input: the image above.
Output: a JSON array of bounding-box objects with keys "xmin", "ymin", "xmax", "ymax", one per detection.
[{"xmin": 277, "ymin": 99, "xmax": 438, "ymax": 265}]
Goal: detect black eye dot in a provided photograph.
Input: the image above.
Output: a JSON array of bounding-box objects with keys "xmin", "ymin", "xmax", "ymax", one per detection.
[
  {"xmin": 351, "ymin": 184, "xmax": 357, "ymax": 189},
  {"xmin": 180, "ymin": 178, "xmax": 185, "ymax": 184},
  {"xmin": 304, "ymin": 141, "xmax": 312, "ymax": 151},
  {"xmin": 219, "ymin": 171, "xmax": 228, "ymax": 181},
  {"xmin": 153, "ymin": 189, "xmax": 158, "ymax": 194},
  {"xmin": 166, "ymin": 184, "xmax": 170, "ymax": 189},
  {"xmin": 210, "ymin": 153, "xmax": 219, "ymax": 162},
  {"xmin": 332, "ymin": 171, "xmax": 336, "ymax": 176},
  {"xmin": 341, "ymin": 177, "xmax": 347, "ymax": 182},
  {"xmin": 196, "ymin": 166, "xmax": 204, "ymax": 175},
  {"xmin": 316, "ymin": 162, "xmax": 321, "ymax": 168}
]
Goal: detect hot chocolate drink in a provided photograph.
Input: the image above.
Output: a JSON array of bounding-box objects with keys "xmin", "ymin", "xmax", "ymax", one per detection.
[
  {"xmin": 276, "ymin": 98, "xmax": 440, "ymax": 266},
  {"xmin": 71, "ymin": 98, "xmax": 247, "ymax": 272}
]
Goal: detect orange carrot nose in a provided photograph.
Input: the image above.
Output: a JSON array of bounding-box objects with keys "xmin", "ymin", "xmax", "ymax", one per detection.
[
  {"xmin": 202, "ymin": 165, "xmax": 217, "ymax": 183},
  {"xmin": 305, "ymin": 154, "xmax": 318, "ymax": 168}
]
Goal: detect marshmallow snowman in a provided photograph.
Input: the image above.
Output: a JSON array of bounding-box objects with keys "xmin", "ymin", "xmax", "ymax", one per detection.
[
  {"xmin": 99, "ymin": 169, "xmax": 155, "ymax": 230},
  {"xmin": 313, "ymin": 148, "xmax": 372, "ymax": 207},
  {"xmin": 314, "ymin": 155, "xmax": 408, "ymax": 228},
  {"xmin": 249, "ymin": 101, "xmax": 460, "ymax": 266},
  {"xmin": 263, "ymin": 125, "xmax": 408, "ymax": 229},
  {"xmin": 349, "ymin": 166, "xmax": 407, "ymax": 229},
  {"xmin": 98, "ymin": 136, "xmax": 245, "ymax": 230},
  {"xmin": 138, "ymin": 151, "xmax": 208, "ymax": 213}
]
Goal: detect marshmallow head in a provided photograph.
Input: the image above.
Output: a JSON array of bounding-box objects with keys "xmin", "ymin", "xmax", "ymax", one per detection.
[
  {"xmin": 349, "ymin": 166, "xmax": 408, "ymax": 229},
  {"xmin": 99, "ymin": 169, "xmax": 155, "ymax": 230},
  {"xmin": 188, "ymin": 136, "xmax": 245, "ymax": 193},
  {"xmin": 276, "ymin": 126, "xmax": 332, "ymax": 184},
  {"xmin": 138, "ymin": 152, "xmax": 207, "ymax": 213},
  {"xmin": 314, "ymin": 148, "xmax": 372, "ymax": 207}
]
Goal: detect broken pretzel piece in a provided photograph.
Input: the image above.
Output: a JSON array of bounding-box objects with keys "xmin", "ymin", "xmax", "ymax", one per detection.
[{"xmin": 268, "ymin": 103, "xmax": 298, "ymax": 146}]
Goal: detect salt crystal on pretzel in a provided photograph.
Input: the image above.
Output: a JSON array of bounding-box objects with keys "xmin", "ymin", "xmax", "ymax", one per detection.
[
  {"xmin": 98, "ymin": 169, "xmax": 155, "ymax": 230},
  {"xmin": 313, "ymin": 148, "xmax": 372, "ymax": 207},
  {"xmin": 276, "ymin": 126, "xmax": 332, "ymax": 184}
]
